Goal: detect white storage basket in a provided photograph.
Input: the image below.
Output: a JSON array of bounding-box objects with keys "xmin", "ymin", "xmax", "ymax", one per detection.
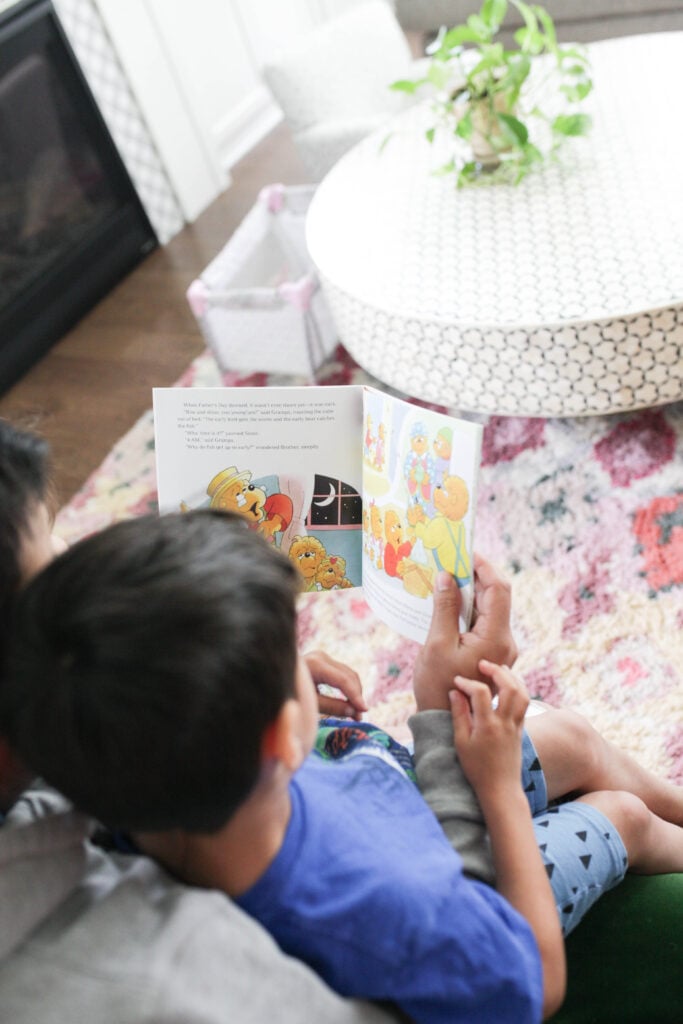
[{"xmin": 187, "ymin": 184, "xmax": 337, "ymax": 379}]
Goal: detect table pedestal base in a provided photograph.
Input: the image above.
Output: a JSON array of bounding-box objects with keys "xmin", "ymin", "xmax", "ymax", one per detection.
[{"xmin": 323, "ymin": 278, "xmax": 683, "ymax": 417}]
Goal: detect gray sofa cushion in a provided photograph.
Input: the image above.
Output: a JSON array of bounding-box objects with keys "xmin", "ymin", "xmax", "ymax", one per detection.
[{"xmin": 393, "ymin": 0, "xmax": 683, "ymax": 38}]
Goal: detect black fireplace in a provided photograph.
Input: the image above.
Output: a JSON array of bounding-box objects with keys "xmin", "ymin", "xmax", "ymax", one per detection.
[{"xmin": 0, "ymin": 0, "xmax": 158, "ymax": 393}]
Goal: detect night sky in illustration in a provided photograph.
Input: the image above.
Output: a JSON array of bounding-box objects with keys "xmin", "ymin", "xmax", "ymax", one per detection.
[{"xmin": 309, "ymin": 475, "xmax": 362, "ymax": 527}]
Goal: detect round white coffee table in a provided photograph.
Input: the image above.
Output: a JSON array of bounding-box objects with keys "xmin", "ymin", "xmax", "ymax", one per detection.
[{"xmin": 306, "ymin": 33, "xmax": 683, "ymax": 417}]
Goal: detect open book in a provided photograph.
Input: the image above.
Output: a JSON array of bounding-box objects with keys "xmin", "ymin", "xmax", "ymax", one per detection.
[{"xmin": 153, "ymin": 385, "xmax": 482, "ymax": 644}]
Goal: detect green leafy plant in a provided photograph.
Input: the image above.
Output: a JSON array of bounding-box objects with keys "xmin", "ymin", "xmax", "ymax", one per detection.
[{"xmin": 391, "ymin": 0, "xmax": 593, "ymax": 186}]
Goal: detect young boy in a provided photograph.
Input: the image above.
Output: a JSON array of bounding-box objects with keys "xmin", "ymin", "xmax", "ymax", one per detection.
[
  {"xmin": 0, "ymin": 421, "xmax": 407, "ymax": 1024},
  {"xmin": 5, "ymin": 512, "xmax": 683, "ymax": 1022}
]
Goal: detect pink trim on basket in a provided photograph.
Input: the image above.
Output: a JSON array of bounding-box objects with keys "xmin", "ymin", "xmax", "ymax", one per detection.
[
  {"xmin": 186, "ymin": 279, "xmax": 208, "ymax": 318},
  {"xmin": 279, "ymin": 274, "xmax": 316, "ymax": 312},
  {"xmin": 259, "ymin": 183, "xmax": 285, "ymax": 213}
]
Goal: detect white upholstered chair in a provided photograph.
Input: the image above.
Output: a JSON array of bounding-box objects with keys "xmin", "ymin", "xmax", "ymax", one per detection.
[{"xmin": 262, "ymin": 1, "xmax": 422, "ymax": 181}]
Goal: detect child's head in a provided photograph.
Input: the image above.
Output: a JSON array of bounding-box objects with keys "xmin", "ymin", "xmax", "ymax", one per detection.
[
  {"xmin": 0, "ymin": 510, "xmax": 302, "ymax": 833},
  {"xmin": 0, "ymin": 418, "xmax": 55, "ymax": 630}
]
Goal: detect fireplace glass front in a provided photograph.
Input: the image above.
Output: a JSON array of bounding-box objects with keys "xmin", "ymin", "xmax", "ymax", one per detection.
[{"xmin": 0, "ymin": 0, "xmax": 158, "ymax": 393}]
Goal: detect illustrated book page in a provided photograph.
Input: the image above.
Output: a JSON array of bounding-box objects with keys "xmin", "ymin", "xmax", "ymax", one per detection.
[
  {"xmin": 153, "ymin": 386, "xmax": 364, "ymax": 592},
  {"xmin": 361, "ymin": 386, "xmax": 482, "ymax": 643}
]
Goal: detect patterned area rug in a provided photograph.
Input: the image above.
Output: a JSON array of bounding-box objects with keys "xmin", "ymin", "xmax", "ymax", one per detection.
[{"xmin": 56, "ymin": 345, "xmax": 683, "ymax": 782}]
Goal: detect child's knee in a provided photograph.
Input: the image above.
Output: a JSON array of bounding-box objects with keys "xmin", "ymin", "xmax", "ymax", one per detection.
[{"xmin": 579, "ymin": 789, "xmax": 649, "ymax": 855}]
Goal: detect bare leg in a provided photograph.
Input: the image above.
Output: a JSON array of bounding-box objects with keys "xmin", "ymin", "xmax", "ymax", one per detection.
[
  {"xmin": 578, "ymin": 790, "xmax": 683, "ymax": 875},
  {"xmin": 525, "ymin": 707, "xmax": 683, "ymax": 827}
]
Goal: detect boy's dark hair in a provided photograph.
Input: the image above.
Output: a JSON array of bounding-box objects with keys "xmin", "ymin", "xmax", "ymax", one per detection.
[
  {"xmin": 0, "ymin": 418, "xmax": 51, "ymax": 635},
  {"xmin": 0, "ymin": 510, "xmax": 301, "ymax": 832}
]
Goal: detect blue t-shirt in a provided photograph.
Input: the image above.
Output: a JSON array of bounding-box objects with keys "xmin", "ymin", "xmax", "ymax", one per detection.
[{"xmin": 237, "ymin": 744, "xmax": 543, "ymax": 1024}]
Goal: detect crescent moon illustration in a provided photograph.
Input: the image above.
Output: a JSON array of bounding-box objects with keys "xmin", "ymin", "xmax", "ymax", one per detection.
[{"xmin": 313, "ymin": 481, "xmax": 337, "ymax": 507}]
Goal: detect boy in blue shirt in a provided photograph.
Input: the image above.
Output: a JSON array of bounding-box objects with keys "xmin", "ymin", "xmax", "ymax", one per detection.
[{"xmin": 4, "ymin": 511, "xmax": 683, "ymax": 1022}]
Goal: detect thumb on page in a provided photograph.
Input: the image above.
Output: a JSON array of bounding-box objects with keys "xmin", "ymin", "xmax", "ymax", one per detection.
[{"xmin": 425, "ymin": 571, "xmax": 462, "ymax": 648}]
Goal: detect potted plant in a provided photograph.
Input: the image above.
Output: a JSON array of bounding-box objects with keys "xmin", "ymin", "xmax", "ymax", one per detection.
[{"xmin": 391, "ymin": 0, "xmax": 593, "ymax": 186}]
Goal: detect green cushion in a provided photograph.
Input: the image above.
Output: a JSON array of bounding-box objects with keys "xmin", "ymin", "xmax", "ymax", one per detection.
[{"xmin": 551, "ymin": 874, "xmax": 683, "ymax": 1022}]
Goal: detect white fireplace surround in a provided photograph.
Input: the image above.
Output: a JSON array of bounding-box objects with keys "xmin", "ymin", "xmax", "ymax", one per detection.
[{"xmin": 2, "ymin": 0, "xmax": 365, "ymax": 243}]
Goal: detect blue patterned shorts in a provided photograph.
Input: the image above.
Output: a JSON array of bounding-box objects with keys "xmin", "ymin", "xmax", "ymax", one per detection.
[{"xmin": 522, "ymin": 731, "xmax": 628, "ymax": 935}]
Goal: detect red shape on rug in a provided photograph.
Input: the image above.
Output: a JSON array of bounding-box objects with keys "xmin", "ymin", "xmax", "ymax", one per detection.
[
  {"xmin": 558, "ymin": 556, "xmax": 616, "ymax": 637},
  {"xmin": 632, "ymin": 491, "xmax": 683, "ymax": 592},
  {"xmin": 221, "ymin": 370, "xmax": 269, "ymax": 388},
  {"xmin": 594, "ymin": 409, "xmax": 675, "ymax": 487},
  {"xmin": 522, "ymin": 660, "xmax": 563, "ymax": 706},
  {"xmin": 371, "ymin": 639, "xmax": 419, "ymax": 704},
  {"xmin": 316, "ymin": 344, "xmax": 359, "ymax": 387},
  {"xmin": 481, "ymin": 416, "xmax": 546, "ymax": 467},
  {"xmin": 127, "ymin": 491, "xmax": 159, "ymax": 516}
]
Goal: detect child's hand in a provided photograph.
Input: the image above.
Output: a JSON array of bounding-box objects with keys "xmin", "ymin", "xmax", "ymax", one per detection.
[
  {"xmin": 449, "ymin": 660, "xmax": 529, "ymax": 804},
  {"xmin": 303, "ymin": 650, "xmax": 368, "ymax": 721},
  {"xmin": 413, "ymin": 555, "xmax": 517, "ymax": 711}
]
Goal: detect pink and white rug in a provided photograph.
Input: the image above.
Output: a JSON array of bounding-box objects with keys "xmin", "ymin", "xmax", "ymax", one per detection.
[{"xmin": 56, "ymin": 345, "xmax": 683, "ymax": 781}]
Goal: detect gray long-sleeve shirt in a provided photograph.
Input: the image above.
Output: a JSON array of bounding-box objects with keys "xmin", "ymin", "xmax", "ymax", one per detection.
[{"xmin": 410, "ymin": 709, "xmax": 495, "ymax": 885}]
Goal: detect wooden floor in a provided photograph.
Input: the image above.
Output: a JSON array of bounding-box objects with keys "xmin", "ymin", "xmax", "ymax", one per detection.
[{"xmin": 0, "ymin": 123, "xmax": 310, "ymax": 506}]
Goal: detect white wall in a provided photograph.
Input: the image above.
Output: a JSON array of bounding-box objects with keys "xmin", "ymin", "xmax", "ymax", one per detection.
[{"xmin": 92, "ymin": 0, "xmax": 368, "ymax": 223}]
